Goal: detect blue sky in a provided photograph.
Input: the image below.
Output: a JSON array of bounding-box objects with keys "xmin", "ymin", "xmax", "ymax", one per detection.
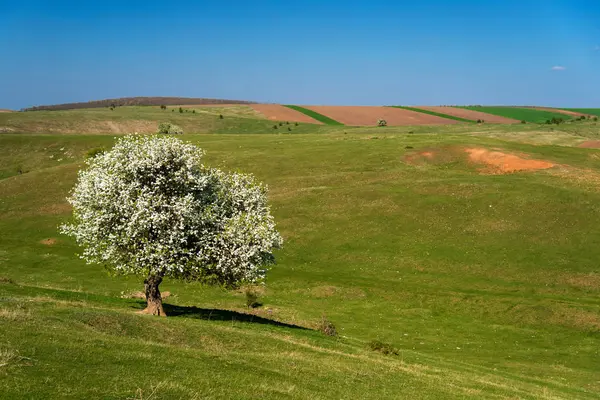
[{"xmin": 1, "ymin": 0, "xmax": 599, "ymax": 109}]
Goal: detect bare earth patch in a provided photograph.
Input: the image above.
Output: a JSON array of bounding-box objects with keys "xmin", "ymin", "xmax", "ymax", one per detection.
[
  {"xmin": 249, "ymin": 104, "xmax": 323, "ymax": 124},
  {"xmin": 415, "ymin": 106, "xmax": 519, "ymax": 124},
  {"xmin": 578, "ymin": 141, "xmax": 600, "ymax": 149},
  {"xmin": 304, "ymin": 106, "xmax": 458, "ymax": 126},
  {"xmin": 40, "ymin": 238, "xmax": 57, "ymax": 246},
  {"xmin": 0, "ymin": 109, "xmax": 13, "ymax": 113},
  {"xmin": 465, "ymin": 148, "xmax": 554, "ymax": 173}
]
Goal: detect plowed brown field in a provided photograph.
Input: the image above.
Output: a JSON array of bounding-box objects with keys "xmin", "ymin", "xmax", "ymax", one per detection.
[
  {"xmin": 249, "ymin": 104, "xmax": 322, "ymax": 124},
  {"xmin": 415, "ymin": 106, "xmax": 519, "ymax": 124},
  {"xmin": 0, "ymin": 109, "xmax": 13, "ymax": 113},
  {"xmin": 303, "ymin": 106, "xmax": 457, "ymax": 126}
]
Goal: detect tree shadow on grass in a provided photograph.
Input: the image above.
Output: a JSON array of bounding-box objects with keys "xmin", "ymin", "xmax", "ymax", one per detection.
[{"xmin": 133, "ymin": 301, "xmax": 310, "ymax": 331}]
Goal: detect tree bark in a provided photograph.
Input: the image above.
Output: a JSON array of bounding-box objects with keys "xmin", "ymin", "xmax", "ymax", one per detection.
[{"xmin": 140, "ymin": 275, "xmax": 166, "ymax": 316}]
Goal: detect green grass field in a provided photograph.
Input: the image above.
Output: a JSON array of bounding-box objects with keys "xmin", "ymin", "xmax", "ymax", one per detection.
[
  {"xmin": 284, "ymin": 105, "xmax": 344, "ymax": 125},
  {"xmin": 1, "ymin": 109, "xmax": 600, "ymax": 398},
  {"xmin": 390, "ymin": 106, "xmax": 476, "ymax": 123},
  {"xmin": 460, "ymin": 106, "xmax": 576, "ymax": 123},
  {"xmin": 564, "ymin": 109, "xmax": 600, "ymax": 117}
]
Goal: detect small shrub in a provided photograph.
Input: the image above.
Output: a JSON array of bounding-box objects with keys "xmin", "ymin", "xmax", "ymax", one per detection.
[
  {"xmin": 405, "ymin": 145, "xmax": 414, "ymax": 149},
  {"xmin": 368, "ymin": 340, "xmax": 399, "ymax": 356},
  {"xmin": 157, "ymin": 122, "xmax": 184, "ymax": 135},
  {"xmin": 273, "ymin": 124, "xmax": 278, "ymax": 129},
  {"xmin": 594, "ymin": 117, "xmax": 598, "ymax": 122},
  {"xmin": 245, "ymin": 287, "xmax": 262, "ymax": 308},
  {"xmin": 219, "ymin": 114, "xmax": 224, "ymax": 120},
  {"xmin": 172, "ymin": 109, "xmax": 175, "ymax": 112},
  {"xmin": 110, "ymin": 107, "xmax": 114, "ymax": 111},
  {"xmin": 318, "ymin": 315, "xmax": 337, "ymax": 337},
  {"xmin": 86, "ymin": 147, "xmax": 106, "ymax": 159},
  {"xmin": 279, "ymin": 122, "xmax": 283, "ymax": 126},
  {"xmin": 287, "ymin": 127, "xmax": 292, "ymax": 132},
  {"xmin": 521, "ymin": 120, "xmax": 527, "ymax": 124},
  {"xmin": 377, "ymin": 119, "xmax": 388, "ymax": 127},
  {"xmin": 476, "ymin": 119, "xmax": 482, "ymax": 124},
  {"xmin": 192, "ymin": 110, "xmax": 196, "ymax": 114},
  {"xmin": 295, "ymin": 122, "xmax": 299, "ymax": 126},
  {"xmin": 160, "ymin": 105, "xmax": 167, "ymax": 110},
  {"xmin": 179, "ymin": 107, "xmax": 183, "ymax": 114},
  {"xmin": 286, "ymin": 121, "xmax": 290, "ymax": 125}
]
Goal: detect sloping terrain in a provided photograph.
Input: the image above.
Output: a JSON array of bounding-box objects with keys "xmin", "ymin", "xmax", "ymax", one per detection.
[
  {"xmin": 414, "ymin": 106, "xmax": 519, "ymax": 123},
  {"xmin": 23, "ymin": 97, "xmax": 256, "ymax": 111},
  {"xmin": 302, "ymin": 106, "xmax": 458, "ymax": 126},
  {"xmin": 1, "ymin": 129, "xmax": 599, "ymax": 398},
  {"xmin": 250, "ymin": 104, "xmax": 324, "ymax": 124},
  {"xmin": 460, "ymin": 106, "xmax": 575, "ymax": 123},
  {"xmin": 563, "ymin": 108, "xmax": 600, "ymax": 117}
]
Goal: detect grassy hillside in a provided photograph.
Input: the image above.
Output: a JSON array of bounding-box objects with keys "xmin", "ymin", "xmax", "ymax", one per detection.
[
  {"xmin": 1, "ymin": 126, "xmax": 600, "ymax": 398},
  {"xmin": 23, "ymin": 97, "xmax": 255, "ymax": 111},
  {"xmin": 284, "ymin": 105, "xmax": 344, "ymax": 125},
  {"xmin": 564, "ymin": 108, "xmax": 600, "ymax": 117},
  {"xmin": 461, "ymin": 106, "xmax": 575, "ymax": 123},
  {"xmin": 0, "ymin": 106, "xmax": 327, "ymax": 135},
  {"xmin": 390, "ymin": 106, "xmax": 475, "ymax": 123}
]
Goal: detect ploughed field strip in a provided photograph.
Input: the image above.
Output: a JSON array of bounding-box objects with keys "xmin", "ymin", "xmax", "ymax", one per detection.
[
  {"xmin": 250, "ymin": 104, "xmax": 324, "ymax": 124},
  {"xmin": 283, "ymin": 105, "xmax": 342, "ymax": 125},
  {"xmin": 301, "ymin": 105, "xmax": 459, "ymax": 126},
  {"xmin": 563, "ymin": 108, "xmax": 600, "ymax": 117},
  {"xmin": 527, "ymin": 107, "xmax": 591, "ymax": 118},
  {"xmin": 412, "ymin": 106, "xmax": 519, "ymax": 124},
  {"xmin": 459, "ymin": 106, "xmax": 575, "ymax": 124}
]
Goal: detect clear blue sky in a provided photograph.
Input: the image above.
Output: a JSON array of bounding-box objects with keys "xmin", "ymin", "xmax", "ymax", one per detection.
[{"xmin": 1, "ymin": 0, "xmax": 599, "ymax": 109}]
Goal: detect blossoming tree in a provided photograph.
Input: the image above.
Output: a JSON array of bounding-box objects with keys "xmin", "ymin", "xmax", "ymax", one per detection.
[{"xmin": 62, "ymin": 135, "xmax": 283, "ymax": 316}]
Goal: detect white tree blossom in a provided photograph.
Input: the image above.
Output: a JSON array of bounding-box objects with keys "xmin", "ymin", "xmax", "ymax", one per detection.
[{"xmin": 61, "ymin": 135, "xmax": 282, "ymax": 315}]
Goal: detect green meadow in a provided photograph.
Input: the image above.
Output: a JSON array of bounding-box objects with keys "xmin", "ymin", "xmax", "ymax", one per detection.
[
  {"xmin": 1, "ymin": 107, "xmax": 600, "ymax": 399},
  {"xmin": 460, "ymin": 106, "xmax": 575, "ymax": 123}
]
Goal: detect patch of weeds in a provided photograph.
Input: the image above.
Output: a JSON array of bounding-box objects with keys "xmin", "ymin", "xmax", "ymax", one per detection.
[
  {"xmin": 405, "ymin": 146, "xmax": 414, "ymax": 149},
  {"xmin": 0, "ymin": 304, "xmax": 30, "ymax": 321},
  {"xmin": 86, "ymin": 147, "xmax": 106, "ymax": 159},
  {"xmin": 368, "ymin": 340, "xmax": 399, "ymax": 356},
  {"xmin": 318, "ymin": 315, "xmax": 337, "ymax": 337},
  {"xmin": 0, "ymin": 277, "xmax": 16, "ymax": 285},
  {"xmin": 0, "ymin": 347, "xmax": 34, "ymax": 369}
]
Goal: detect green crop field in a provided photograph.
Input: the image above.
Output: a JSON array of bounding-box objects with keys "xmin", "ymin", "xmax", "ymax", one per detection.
[
  {"xmin": 564, "ymin": 109, "xmax": 600, "ymax": 117},
  {"xmin": 390, "ymin": 106, "xmax": 476, "ymax": 123},
  {"xmin": 284, "ymin": 105, "xmax": 344, "ymax": 125},
  {"xmin": 1, "ymin": 108, "xmax": 600, "ymax": 399},
  {"xmin": 460, "ymin": 106, "xmax": 575, "ymax": 123}
]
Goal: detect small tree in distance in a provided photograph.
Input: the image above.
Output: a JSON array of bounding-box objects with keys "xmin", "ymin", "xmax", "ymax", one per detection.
[
  {"xmin": 377, "ymin": 119, "xmax": 388, "ymax": 127},
  {"xmin": 61, "ymin": 135, "xmax": 283, "ymax": 316}
]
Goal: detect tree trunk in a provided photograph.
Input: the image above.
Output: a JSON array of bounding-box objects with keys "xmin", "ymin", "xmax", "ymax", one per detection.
[{"xmin": 140, "ymin": 275, "xmax": 166, "ymax": 317}]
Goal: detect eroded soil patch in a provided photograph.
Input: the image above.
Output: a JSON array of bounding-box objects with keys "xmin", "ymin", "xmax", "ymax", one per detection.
[{"xmin": 465, "ymin": 148, "xmax": 554, "ymax": 173}]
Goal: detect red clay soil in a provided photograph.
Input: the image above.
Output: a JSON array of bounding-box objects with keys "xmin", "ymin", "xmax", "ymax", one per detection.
[
  {"xmin": 415, "ymin": 106, "xmax": 519, "ymax": 124},
  {"xmin": 249, "ymin": 104, "xmax": 323, "ymax": 124},
  {"xmin": 304, "ymin": 106, "xmax": 458, "ymax": 126},
  {"xmin": 578, "ymin": 141, "xmax": 600, "ymax": 148},
  {"xmin": 529, "ymin": 107, "xmax": 591, "ymax": 118},
  {"xmin": 466, "ymin": 148, "xmax": 554, "ymax": 173}
]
